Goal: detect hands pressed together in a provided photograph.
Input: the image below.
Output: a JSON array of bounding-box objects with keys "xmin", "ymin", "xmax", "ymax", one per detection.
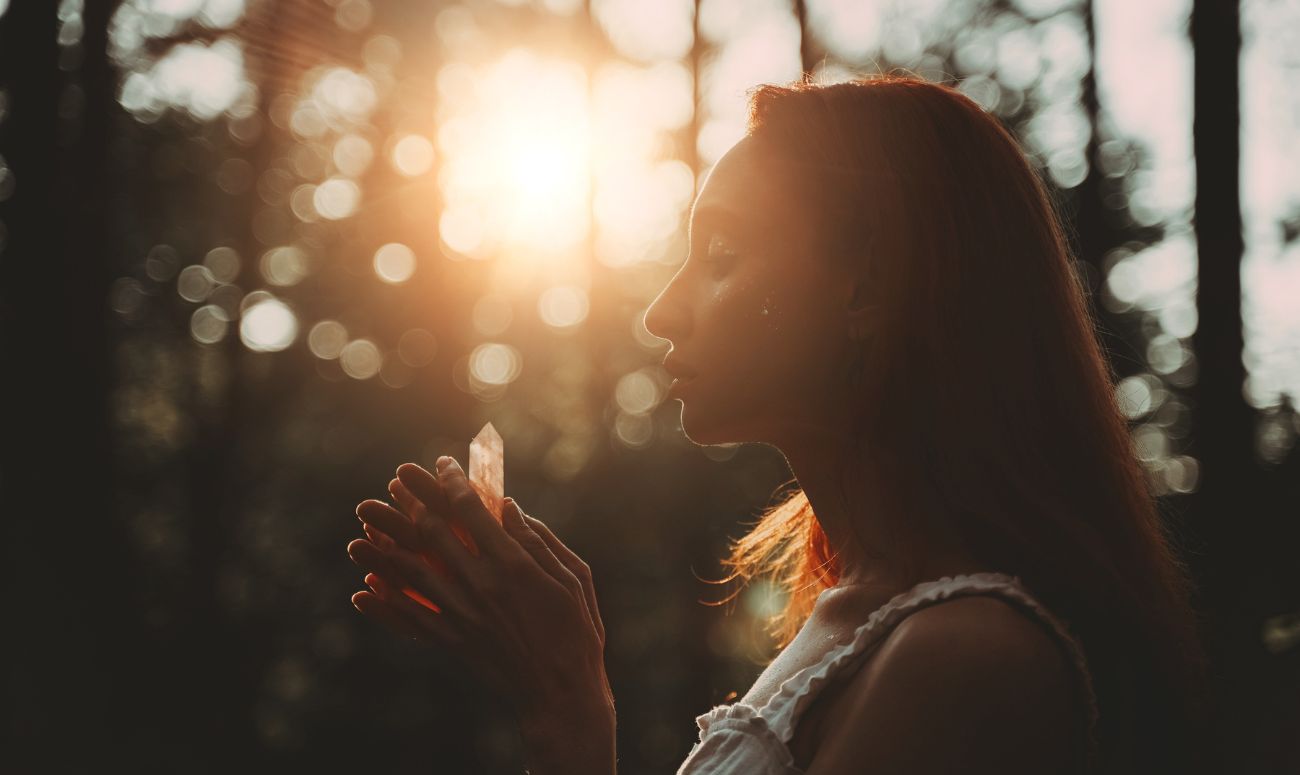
[{"xmin": 347, "ymin": 455, "xmax": 616, "ymax": 775}]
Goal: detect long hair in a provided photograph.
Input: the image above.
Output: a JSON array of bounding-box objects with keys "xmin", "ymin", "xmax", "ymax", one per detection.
[{"xmin": 710, "ymin": 75, "xmax": 1211, "ymax": 774}]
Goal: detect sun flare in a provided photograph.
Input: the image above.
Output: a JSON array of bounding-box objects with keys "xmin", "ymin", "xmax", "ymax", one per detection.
[{"xmin": 437, "ymin": 49, "xmax": 592, "ymax": 261}]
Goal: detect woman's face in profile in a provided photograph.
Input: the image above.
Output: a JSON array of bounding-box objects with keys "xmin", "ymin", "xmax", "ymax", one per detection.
[{"xmin": 644, "ymin": 136, "xmax": 859, "ymax": 447}]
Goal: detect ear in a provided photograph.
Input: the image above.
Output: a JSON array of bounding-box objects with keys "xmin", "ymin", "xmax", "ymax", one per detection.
[{"xmin": 845, "ymin": 275, "xmax": 874, "ymax": 342}]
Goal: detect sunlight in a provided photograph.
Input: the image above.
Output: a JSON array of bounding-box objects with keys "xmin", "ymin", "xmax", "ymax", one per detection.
[
  {"xmin": 437, "ymin": 49, "xmax": 591, "ymax": 261},
  {"xmin": 508, "ymin": 134, "xmax": 575, "ymax": 200}
]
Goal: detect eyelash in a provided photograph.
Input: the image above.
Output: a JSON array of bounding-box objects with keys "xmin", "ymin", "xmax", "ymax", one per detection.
[{"xmin": 699, "ymin": 235, "xmax": 738, "ymax": 274}]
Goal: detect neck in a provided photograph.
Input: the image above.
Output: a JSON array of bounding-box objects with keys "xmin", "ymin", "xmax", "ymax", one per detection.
[{"xmin": 775, "ymin": 430, "xmax": 988, "ymax": 594}]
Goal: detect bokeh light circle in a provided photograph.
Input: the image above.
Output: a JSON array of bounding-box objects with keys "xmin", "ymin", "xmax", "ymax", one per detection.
[
  {"xmin": 398, "ymin": 328, "xmax": 438, "ymax": 366},
  {"xmin": 177, "ymin": 264, "xmax": 216, "ymax": 302},
  {"xmin": 373, "ymin": 243, "xmax": 416, "ymax": 284},
  {"xmin": 202, "ymin": 246, "xmax": 241, "ymax": 283},
  {"xmin": 240, "ymin": 297, "xmax": 298, "ymax": 352},
  {"xmin": 313, "ymin": 177, "xmax": 360, "ymax": 220},
  {"xmin": 308, "ymin": 320, "xmax": 349, "ymax": 360},
  {"xmin": 260, "ymin": 245, "xmax": 309, "ymax": 286},
  {"xmin": 392, "ymin": 134, "xmax": 434, "ymax": 176},
  {"xmin": 538, "ymin": 285, "xmax": 589, "ymax": 328},
  {"xmin": 469, "ymin": 342, "xmax": 521, "ymax": 386},
  {"xmin": 615, "ymin": 369, "xmax": 661, "ymax": 415},
  {"xmin": 190, "ymin": 304, "xmax": 230, "ymax": 344},
  {"xmin": 333, "ymin": 134, "xmax": 374, "ymax": 177},
  {"xmin": 340, "ymin": 338, "xmax": 383, "ymax": 379}
]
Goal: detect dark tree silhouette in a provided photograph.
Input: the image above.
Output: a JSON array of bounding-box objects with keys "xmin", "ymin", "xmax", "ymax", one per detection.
[
  {"xmin": 0, "ymin": 0, "xmax": 142, "ymax": 768},
  {"xmin": 1190, "ymin": 1, "xmax": 1300, "ymax": 771}
]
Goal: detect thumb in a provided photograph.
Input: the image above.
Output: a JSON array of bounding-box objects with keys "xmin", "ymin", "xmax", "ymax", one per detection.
[
  {"xmin": 503, "ymin": 498, "xmax": 573, "ymax": 587},
  {"xmin": 503, "ymin": 498, "xmax": 542, "ymax": 545},
  {"xmin": 503, "ymin": 497, "xmax": 528, "ymax": 532}
]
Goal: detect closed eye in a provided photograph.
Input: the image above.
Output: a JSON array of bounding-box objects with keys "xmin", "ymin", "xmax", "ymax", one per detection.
[
  {"xmin": 707, "ymin": 233, "xmax": 739, "ymax": 259},
  {"xmin": 697, "ymin": 232, "xmax": 739, "ymax": 277}
]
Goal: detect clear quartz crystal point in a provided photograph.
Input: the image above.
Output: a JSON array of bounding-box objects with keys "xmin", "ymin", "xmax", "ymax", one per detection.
[{"xmin": 468, "ymin": 421, "xmax": 504, "ymax": 523}]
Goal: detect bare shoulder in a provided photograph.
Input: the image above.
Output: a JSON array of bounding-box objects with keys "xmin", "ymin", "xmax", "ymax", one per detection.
[
  {"xmin": 804, "ymin": 595, "xmax": 1082, "ymax": 775},
  {"xmin": 895, "ymin": 594, "xmax": 1077, "ymax": 668}
]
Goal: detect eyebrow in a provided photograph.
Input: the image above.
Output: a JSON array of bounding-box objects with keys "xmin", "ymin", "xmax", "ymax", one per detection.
[{"xmin": 688, "ymin": 203, "xmax": 745, "ymax": 243}]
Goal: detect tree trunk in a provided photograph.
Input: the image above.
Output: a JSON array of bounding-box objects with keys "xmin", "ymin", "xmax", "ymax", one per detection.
[
  {"xmin": 1187, "ymin": 2, "xmax": 1295, "ymax": 772},
  {"xmin": 0, "ymin": 0, "xmax": 136, "ymax": 767}
]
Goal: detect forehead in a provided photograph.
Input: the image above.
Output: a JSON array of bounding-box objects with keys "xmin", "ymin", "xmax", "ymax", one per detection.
[{"xmin": 691, "ymin": 136, "xmax": 800, "ymax": 240}]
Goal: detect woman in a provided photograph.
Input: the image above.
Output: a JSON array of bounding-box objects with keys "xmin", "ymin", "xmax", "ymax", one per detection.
[{"xmin": 346, "ymin": 75, "xmax": 1212, "ymax": 775}]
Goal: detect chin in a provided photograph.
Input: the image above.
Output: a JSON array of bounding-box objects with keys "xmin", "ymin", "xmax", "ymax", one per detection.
[{"xmin": 676, "ymin": 400, "xmax": 758, "ymax": 447}]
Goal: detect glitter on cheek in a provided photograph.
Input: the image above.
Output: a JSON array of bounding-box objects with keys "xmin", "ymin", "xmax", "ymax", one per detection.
[
  {"xmin": 759, "ymin": 292, "xmax": 782, "ymax": 331},
  {"xmin": 714, "ymin": 273, "xmax": 782, "ymax": 332}
]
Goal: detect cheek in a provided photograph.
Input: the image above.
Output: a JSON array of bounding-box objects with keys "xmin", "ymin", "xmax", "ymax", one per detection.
[
  {"xmin": 725, "ymin": 265, "xmax": 792, "ymax": 326},
  {"xmin": 711, "ymin": 273, "xmax": 830, "ymax": 381},
  {"xmin": 706, "ymin": 274, "xmax": 780, "ymax": 342},
  {"xmin": 726, "ymin": 268, "xmax": 788, "ymax": 334}
]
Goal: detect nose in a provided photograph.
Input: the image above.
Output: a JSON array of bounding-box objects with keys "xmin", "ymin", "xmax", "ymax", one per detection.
[{"xmin": 642, "ymin": 269, "xmax": 691, "ymax": 347}]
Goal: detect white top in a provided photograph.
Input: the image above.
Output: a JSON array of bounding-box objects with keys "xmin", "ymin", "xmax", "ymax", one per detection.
[{"xmin": 674, "ymin": 572, "xmax": 1100, "ymax": 774}]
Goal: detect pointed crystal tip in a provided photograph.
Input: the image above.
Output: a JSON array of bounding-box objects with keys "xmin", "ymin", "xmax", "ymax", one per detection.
[{"xmin": 468, "ymin": 421, "xmax": 504, "ymax": 523}]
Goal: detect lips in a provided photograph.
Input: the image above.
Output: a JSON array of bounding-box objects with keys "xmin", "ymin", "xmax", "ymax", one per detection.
[
  {"xmin": 666, "ymin": 373, "xmax": 695, "ymax": 398},
  {"xmin": 662, "ymin": 356, "xmax": 698, "ymax": 381}
]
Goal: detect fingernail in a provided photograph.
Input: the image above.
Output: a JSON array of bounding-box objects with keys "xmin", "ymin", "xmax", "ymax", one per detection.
[{"xmin": 436, "ymin": 456, "xmax": 459, "ymax": 474}]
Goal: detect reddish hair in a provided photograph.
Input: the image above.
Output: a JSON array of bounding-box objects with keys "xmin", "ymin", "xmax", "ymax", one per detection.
[{"xmin": 711, "ymin": 75, "xmax": 1211, "ymax": 773}]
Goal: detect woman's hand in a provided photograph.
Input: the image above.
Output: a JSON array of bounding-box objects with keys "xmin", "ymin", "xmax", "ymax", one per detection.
[{"xmin": 347, "ymin": 456, "xmax": 615, "ymax": 775}]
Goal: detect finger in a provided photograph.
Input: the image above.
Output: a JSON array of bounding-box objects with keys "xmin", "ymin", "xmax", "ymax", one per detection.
[
  {"xmin": 351, "ymin": 538, "xmax": 430, "ymax": 595},
  {"xmin": 520, "ymin": 511, "xmax": 605, "ymax": 645},
  {"xmin": 359, "ymin": 500, "xmax": 463, "ymax": 582},
  {"xmin": 364, "ymin": 495, "xmax": 478, "ymax": 586},
  {"xmin": 388, "ymin": 477, "xmax": 422, "ymax": 520},
  {"xmin": 501, "ymin": 498, "xmax": 578, "ymax": 591},
  {"xmin": 352, "ymin": 589, "xmax": 427, "ymax": 641},
  {"xmin": 366, "ymin": 572, "xmax": 414, "ymax": 606},
  {"xmin": 363, "ymin": 523, "xmax": 395, "ymax": 552},
  {"xmin": 396, "ymin": 462, "xmax": 482, "ymax": 557},
  {"xmin": 355, "ymin": 545, "xmax": 444, "ymax": 612},
  {"xmin": 356, "ymin": 583, "xmax": 456, "ymax": 642},
  {"xmin": 347, "ymin": 538, "xmax": 402, "ymax": 580},
  {"xmin": 395, "ymin": 472, "xmax": 481, "ymax": 560},
  {"xmin": 383, "ymin": 541, "xmax": 472, "ymax": 619},
  {"xmin": 357, "ymin": 500, "xmax": 423, "ymax": 552},
  {"xmin": 394, "ymin": 462, "xmax": 449, "ymax": 516},
  {"xmin": 359, "ymin": 501, "xmax": 460, "ymax": 586},
  {"xmin": 364, "ymin": 571, "xmax": 409, "ymax": 609},
  {"xmin": 426, "ymin": 457, "xmax": 519, "ymax": 561}
]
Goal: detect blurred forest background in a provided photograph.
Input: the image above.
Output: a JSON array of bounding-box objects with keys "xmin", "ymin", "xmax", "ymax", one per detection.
[{"xmin": 2, "ymin": 0, "xmax": 1298, "ymax": 772}]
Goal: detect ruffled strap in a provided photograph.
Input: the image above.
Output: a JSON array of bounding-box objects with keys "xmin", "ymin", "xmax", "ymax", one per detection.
[
  {"xmin": 758, "ymin": 572, "xmax": 1100, "ymax": 762},
  {"xmin": 690, "ymin": 701, "xmax": 798, "ymax": 771},
  {"xmin": 694, "ymin": 701, "xmax": 763, "ymax": 738}
]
